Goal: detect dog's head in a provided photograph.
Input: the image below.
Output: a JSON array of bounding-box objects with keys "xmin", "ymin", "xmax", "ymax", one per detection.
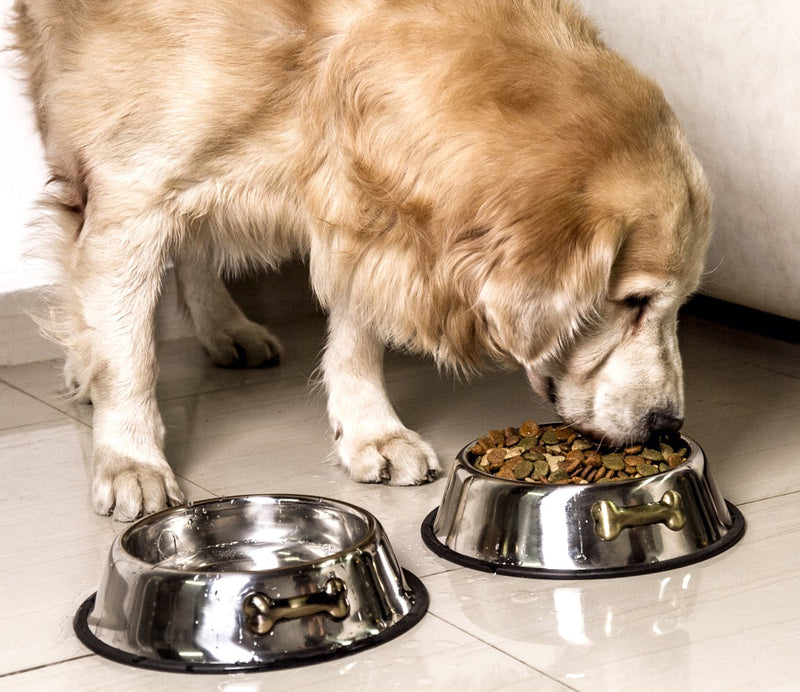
[
  {"xmin": 333, "ymin": 3, "xmax": 712, "ymax": 445},
  {"xmin": 468, "ymin": 120, "xmax": 712, "ymax": 447}
]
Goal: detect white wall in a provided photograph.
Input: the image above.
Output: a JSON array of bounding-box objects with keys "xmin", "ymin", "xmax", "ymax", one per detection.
[
  {"xmin": 581, "ymin": 0, "xmax": 800, "ymax": 320},
  {"xmin": 0, "ymin": 0, "xmax": 51, "ymax": 294},
  {"xmin": 1, "ymin": 1, "xmax": 799, "ymax": 319}
]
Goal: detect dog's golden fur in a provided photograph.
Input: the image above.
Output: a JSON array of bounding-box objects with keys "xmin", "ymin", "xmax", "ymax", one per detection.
[{"xmin": 11, "ymin": 0, "xmax": 711, "ymax": 519}]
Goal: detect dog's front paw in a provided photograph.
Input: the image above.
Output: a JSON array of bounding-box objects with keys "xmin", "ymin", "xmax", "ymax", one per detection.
[
  {"xmin": 202, "ymin": 319, "xmax": 283, "ymax": 369},
  {"xmin": 92, "ymin": 447, "xmax": 185, "ymax": 521},
  {"xmin": 338, "ymin": 428, "xmax": 440, "ymax": 486}
]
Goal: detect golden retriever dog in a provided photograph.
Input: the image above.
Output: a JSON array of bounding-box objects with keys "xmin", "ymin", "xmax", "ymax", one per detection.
[{"xmin": 11, "ymin": 0, "xmax": 712, "ymax": 520}]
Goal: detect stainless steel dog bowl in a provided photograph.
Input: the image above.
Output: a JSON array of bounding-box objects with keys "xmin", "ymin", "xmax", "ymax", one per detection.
[
  {"xmin": 75, "ymin": 495, "xmax": 428, "ymax": 673},
  {"xmin": 422, "ymin": 432, "xmax": 744, "ymax": 578}
]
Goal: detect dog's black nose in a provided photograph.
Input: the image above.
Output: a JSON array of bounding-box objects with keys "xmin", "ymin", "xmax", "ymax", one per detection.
[{"xmin": 646, "ymin": 409, "xmax": 683, "ymax": 435}]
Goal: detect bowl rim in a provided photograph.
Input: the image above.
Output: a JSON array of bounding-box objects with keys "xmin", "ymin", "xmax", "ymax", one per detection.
[
  {"xmin": 457, "ymin": 430, "xmax": 702, "ymax": 488},
  {"xmin": 116, "ymin": 493, "xmax": 382, "ymax": 576}
]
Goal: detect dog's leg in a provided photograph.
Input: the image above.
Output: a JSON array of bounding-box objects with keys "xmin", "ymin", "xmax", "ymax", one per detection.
[
  {"xmin": 174, "ymin": 250, "xmax": 282, "ymax": 368},
  {"xmin": 322, "ymin": 307, "xmax": 440, "ymax": 485},
  {"xmin": 69, "ymin": 215, "xmax": 184, "ymax": 521}
]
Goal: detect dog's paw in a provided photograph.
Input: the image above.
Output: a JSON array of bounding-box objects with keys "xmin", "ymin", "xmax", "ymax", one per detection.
[
  {"xmin": 339, "ymin": 429, "xmax": 440, "ymax": 486},
  {"xmin": 92, "ymin": 447, "xmax": 185, "ymax": 522},
  {"xmin": 202, "ymin": 319, "xmax": 283, "ymax": 369}
]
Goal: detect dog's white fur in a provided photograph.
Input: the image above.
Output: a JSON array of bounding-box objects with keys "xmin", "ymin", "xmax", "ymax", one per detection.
[{"xmin": 11, "ymin": 0, "xmax": 711, "ymax": 520}]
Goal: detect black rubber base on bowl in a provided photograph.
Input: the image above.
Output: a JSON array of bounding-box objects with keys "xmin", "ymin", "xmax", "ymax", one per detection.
[
  {"xmin": 421, "ymin": 501, "xmax": 745, "ymax": 580},
  {"xmin": 74, "ymin": 569, "xmax": 428, "ymax": 674}
]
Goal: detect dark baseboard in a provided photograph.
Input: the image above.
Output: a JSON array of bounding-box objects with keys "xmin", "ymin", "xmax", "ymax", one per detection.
[{"xmin": 682, "ymin": 294, "xmax": 799, "ymax": 344}]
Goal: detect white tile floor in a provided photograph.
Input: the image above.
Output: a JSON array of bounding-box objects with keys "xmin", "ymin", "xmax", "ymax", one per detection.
[{"xmin": 2, "ymin": 276, "xmax": 800, "ymax": 691}]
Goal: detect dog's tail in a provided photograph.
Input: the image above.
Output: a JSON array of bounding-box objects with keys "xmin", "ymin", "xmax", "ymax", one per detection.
[
  {"xmin": 9, "ymin": 2, "xmax": 99, "ymax": 399},
  {"xmin": 24, "ymin": 175, "xmax": 97, "ymax": 401}
]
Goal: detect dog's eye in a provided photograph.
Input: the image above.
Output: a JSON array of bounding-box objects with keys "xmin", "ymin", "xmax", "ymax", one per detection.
[
  {"xmin": 622, "ymin": 294, "xmax": 650, "ymax": 323},
  {"xmin": 623, "ymin": 294, "xmax": 650, "ymax": 310}
]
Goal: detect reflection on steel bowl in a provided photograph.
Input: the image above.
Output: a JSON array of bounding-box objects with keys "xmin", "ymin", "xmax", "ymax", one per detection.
[
  {"xmin": 75, "ymin": 495, "xmax": 428, "ymax": 673},
  {"xmin": 422, "ymin": 430, "xmax": 744, "ymax": 578}
]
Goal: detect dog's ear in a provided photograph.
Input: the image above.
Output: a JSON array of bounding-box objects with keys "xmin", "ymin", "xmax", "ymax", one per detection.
[
  {"xmin": 579, "ymin": 217, "xmax": 630, "ymax": 304},
  {"xmin": 437, "ymin": 214, "xmax": 628, "ymax": 368},
  {"xmin": 517, "ymin": 217, "xmax": 628, "ymax": 363}
]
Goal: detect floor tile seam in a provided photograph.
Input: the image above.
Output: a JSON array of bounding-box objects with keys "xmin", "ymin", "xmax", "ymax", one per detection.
[
  {"xmin": 156, "ymin": 371, "xmax": 318, "ymax": 405},
  {"xmin": 735, "ymin": 488, "xmax": 800, "ymax": 507},
  {"xmin": 684, "ymin": 358, "xmax": 797, "ymax": 378},
  {"xmin": 169, "ymin": 477, "xmax": 330, "ymax": 508},
  {"xmin": 0, "ymin": 354, "xmax": 63, "ymax": 373},
  {"xmin": 174, "ymin": 474, "xmax": 220, "ymax": 500},
  {"xmin": 714, "ymin": 441, "xmax": 800, "ymax": 465},
  {"xmin": 686, "ymin": 407, "xmax": 800, "ymax": 427},
  {"xmin": 0, "ymin": 365, "xmax": 326, "ymax": 424},
  {"xmin": 0, "ymin": 380, "xmax": 90, "ymax": 431},
  {"xmin": 687, "ymin": 384, "xmax": 800, "ymax": 403},
  {"xmin": 424, "ymin": 611, "xmax": 578, "ymax": 690},
  {"xmin": 0, "ymin": 419, "xmax": 69, "ymax": 435},
  {"xmin": 742, "ymin": 359, "xmax": 800, "ymax": 382},
  {"xmin": 417, "ymin": 564, "xmax": 463, "ymax": 579},
  {"xmin": 0, "ymin": 654, "xmax": 95, "ymax": 679},
  {"xmin": 0, "ymin": 374, "xmax": 53, "ymax": 401}
]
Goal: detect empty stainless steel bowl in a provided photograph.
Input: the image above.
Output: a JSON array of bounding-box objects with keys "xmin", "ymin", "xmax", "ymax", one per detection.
[
  {"xmin": 75, "ymin": 495, "xmax": 428, "ymax": 673},
  {"xmin": 422, "ymin": 432, "xmax": 744, "ymax": 578}
]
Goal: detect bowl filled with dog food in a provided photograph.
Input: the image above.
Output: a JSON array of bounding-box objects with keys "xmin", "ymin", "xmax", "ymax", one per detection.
[
  {"xmin": 421, "ymin": 421, "xmax": 745, "ymax": 578},
  {"xmin": 75, "ymin": 495, "xmax": 428, "ymax": 673}
]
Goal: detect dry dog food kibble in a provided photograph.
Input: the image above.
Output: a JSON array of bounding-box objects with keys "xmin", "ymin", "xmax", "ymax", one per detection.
[{"xmin": 468, "ymin": 420, "xmax": 688, "ymax": 484}]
